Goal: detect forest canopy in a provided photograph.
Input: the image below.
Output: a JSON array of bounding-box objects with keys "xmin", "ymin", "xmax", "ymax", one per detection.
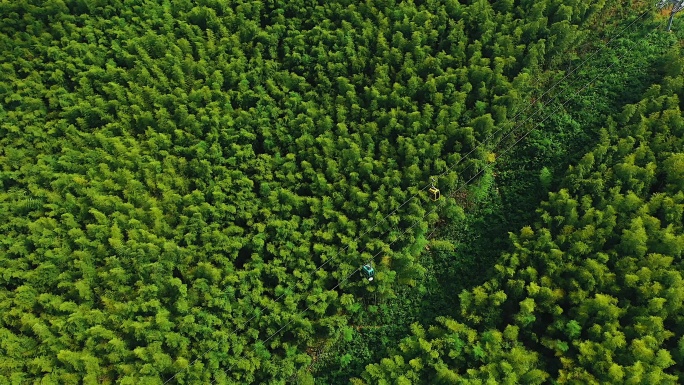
[
  {"xmin": 355, "ymin": 68, "xmax": 684, "ymax": 384},
  {"xmin": 0, "ymin": 0, "xmax": 681, "ymax": 384}
]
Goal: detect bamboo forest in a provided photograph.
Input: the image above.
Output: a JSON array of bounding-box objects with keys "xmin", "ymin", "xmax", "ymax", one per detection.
[{"xmin": 3, "ymin": 0, "xmax": 684, "ymax": 384}]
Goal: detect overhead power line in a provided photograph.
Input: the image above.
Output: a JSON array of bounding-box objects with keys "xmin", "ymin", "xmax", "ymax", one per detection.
[
  {"xmin": 163, "ymin": 6, "xmax": 657, "ymax": 385},
  {"xmin": 216, "ymin": 22, "xmax": 662, "ymax": 385}
]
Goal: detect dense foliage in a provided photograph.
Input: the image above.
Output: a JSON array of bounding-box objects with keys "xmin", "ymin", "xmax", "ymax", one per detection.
[
  {"xmin": 355, "ymin": 43, "xmax": 684, "ymax": 384},
  {"xmin": 0, "ymin": 0, "xmax": 673, "ymax": 384}
]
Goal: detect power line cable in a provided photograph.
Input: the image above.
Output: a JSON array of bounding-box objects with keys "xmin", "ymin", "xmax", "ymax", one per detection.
[
  {"xmin": 163, "ymin": 7, "xmax": 656, "ymax": 384},
  {"xmin": 214, "ymin": 23, "xmax": 662, "ymax": 385},
  {"xmin": 433, "ymin": 7, "xmax": 652, "ymax": 181}
]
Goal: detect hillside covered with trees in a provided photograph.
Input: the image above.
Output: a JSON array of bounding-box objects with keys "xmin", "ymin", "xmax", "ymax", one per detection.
[{"xmin": 0, "ymin": 0, "xmax": 682, "ymax": 384}]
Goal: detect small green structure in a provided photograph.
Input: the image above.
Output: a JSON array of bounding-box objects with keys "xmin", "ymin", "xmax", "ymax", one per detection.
[{"xmin": 361, "ymin": 264, "xmax": 375, "ymax": 281}]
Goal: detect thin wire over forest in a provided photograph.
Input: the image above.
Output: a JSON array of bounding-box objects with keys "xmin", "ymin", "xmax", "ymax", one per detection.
[{"xmin": 1, "ymin": 1, "xmax": 681, "ymax": 384}]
